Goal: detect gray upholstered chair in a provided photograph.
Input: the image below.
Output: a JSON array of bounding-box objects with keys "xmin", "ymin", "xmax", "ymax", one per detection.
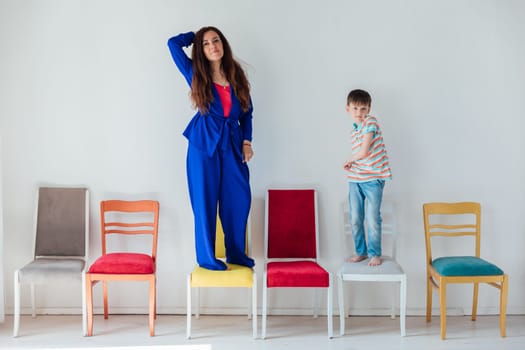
[{"xmin": 13, "ymin": 187, "xmax": 89, "ymax": 337}]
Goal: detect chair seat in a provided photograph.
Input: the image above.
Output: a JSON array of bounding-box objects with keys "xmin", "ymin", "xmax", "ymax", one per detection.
[
  {"xmin": 190, "ymin": 263, "xmax": 253, "ymax": 287},
  {"xmin": 88, "ymin": 253, "xmax": 155, "ymax": 274},
  {"xmin": 432, "ymin": 256, "xmax": 504, "ymax": 276},
  {"xmin": 18, "ymin": 258, "xmax": 85, "ymax": 283},
  {"xmin": 267, "ymin": 261, "xmax": 329, "ymax": 288},
  {"xmin": 338, "ymin": 256, "xmax": 404, "ymax": 276}
]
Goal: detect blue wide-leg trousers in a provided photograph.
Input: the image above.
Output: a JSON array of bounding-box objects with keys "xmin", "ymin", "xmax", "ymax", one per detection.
[{"xmin": 186, "ymin": 128, "xmax": 253, "ymax": 270}]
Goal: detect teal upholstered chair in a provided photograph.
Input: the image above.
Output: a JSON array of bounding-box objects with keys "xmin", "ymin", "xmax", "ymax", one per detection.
[{"xmin": 423, "ymin": 202, "xmax": 508, "ymax": 339}]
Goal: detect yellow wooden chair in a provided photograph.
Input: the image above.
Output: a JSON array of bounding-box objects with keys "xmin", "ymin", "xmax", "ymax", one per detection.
[
  {"xmin": 423, "ymin": 202, "xmax": 508, "ymax": 339},
  {"xmin": 186, "ymin": 216, "xmax": 256, "ymax": 339}
]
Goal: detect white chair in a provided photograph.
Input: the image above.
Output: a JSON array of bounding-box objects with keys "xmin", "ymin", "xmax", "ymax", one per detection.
[
  {"xmin": 337, "ymin": 200, "xmax": 406, "ymax": 336},
  {"xmin": 13, "ymin": 187, "xmax": 89, "ymax": 337}
]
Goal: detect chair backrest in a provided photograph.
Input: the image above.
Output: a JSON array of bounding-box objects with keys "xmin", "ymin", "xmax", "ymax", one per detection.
[
  {"xmin": 100, "ymin": 200, "xmax": 160, "ymax": 260},
  {"xmin": 215, "ymin": 216, "xmax": 250, "ymax": 258},
  {"xmin": 34, "ymin": 187, "xmax": 89, "ymax": 258},
  {"xmin": 343, "ymin": 199, "xmax": 398, "ymax": 258},
  {"xmin": 265, "ymin": 189, "xmax": 318, "ymax": 260},
  {"xmin": 423, "ymin": 202, "xmax": 481, "ymax": 264}
]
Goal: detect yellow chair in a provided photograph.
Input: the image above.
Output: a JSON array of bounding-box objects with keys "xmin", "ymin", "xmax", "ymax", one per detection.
[
  {"xmin": 423, "ymin": 202, "xmax": 508, "ymax": 339},
  {"xmin": 186, "ymin": 216, "xmax": 256, "ymax": 339}
]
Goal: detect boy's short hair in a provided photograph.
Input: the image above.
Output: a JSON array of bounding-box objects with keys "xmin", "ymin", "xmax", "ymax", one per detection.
[{"xmin": 347, "ymin": 89, "xmax": 372, "ymax": 107}]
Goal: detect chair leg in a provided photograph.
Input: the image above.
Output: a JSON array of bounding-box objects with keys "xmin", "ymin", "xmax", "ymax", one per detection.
[
  {"xmin": 154, "ymin": 277, "xmax": 157, "ymax": 320},
  {"xmin": 500, "ymin": 274, "xmax": 508, "ymax": 337},
  {"xmin": 149, "ymin": 276, "xmax": 155, "ymax": 336},
  {"xmin": 262, "ymin": 275, "xmax": 268, "ymax": 339},
  {"xmin": 337, "ymin": 274, "xmax": 345, "ymax": 336},
  {"xmin": 103, "ymin": 281, "xmax": 108, "ymax": 319},
  {"xmin": 313, "ymin": 289, "xmax": 320, "ymax": 318},
  {"xmin": 30, "ymin": 283, "xmax": 36, "ymax": 318},
  {"xmin": 13, "ymin": 271, "xmax": 20, "ymax": 337},
  {"xmin": 439, "ymin": 281, "xmax": 447, "ymax": 340},
  {"xmin": 81, "ymin": 273, "xmax": 87, "ymax": 336},
  {"xmin": 252, "ymin": 276, "xmax": 257, "ymax": 339},
  {"xmin": 327, "ymin": 273, "xmax": 333, "ymax": 339},
  {"xmin": 390, "ymin": 282, "xmax": 397, "ymax": 320},
  {"xmin": 247, "ymin": 289, "xmax": 251, "ymax": 320},
  {"xmin": 400, "ymin": 275, "xmax": 407, "ymax": 337},
  {"xmin": 86, "ymin": 275, "xmax": 94, "ymax": 336},
  {"xmin": 426, "ymin": 274, "xmax": 432, "ymax": 322},
  {"xmin": 195, "ymin": 287, "xmax": 200, "ymax": 319},
  {"xmin": 471, "ymin": 282, "xmax": 479, "ymax": 321},
  {"xmin": 186, "ymin": 274, "xmax": 192, "ymax": 339}
]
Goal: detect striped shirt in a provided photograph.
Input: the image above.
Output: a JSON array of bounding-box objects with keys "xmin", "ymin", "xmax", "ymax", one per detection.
[{"xmin": 347, "ymin": 115, "xmax": 392, "ymax": 183}]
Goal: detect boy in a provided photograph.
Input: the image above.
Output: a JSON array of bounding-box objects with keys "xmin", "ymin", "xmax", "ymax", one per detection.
[{"xmin": 343, "ymin": 89, "xmax": 392, "ymax": 266}]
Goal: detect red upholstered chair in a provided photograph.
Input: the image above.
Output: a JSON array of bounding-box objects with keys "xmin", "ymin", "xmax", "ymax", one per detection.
[
  {"xmin": 85, "ymin": 200, "xmax": 159, "ymax": 336},
  {"xmin": 261, "ymin": 189, "xmax": 333, "ymax": 339}
]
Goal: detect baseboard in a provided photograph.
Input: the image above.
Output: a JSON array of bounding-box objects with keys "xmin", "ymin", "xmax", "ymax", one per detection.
[{"xmin": 6, "ymin": 306, "xmax": 525, "ymax": 316}]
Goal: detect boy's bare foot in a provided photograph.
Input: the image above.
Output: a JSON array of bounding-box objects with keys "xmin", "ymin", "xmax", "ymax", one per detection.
[
  {"xmin": 347, "ymin": 255, "xmax": 367, "ymax": 263},
  {"xmin": 368, "ymin": 256, "xmax": 382, "ymax": 266}
]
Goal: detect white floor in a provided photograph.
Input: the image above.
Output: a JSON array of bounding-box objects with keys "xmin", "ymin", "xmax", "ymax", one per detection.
[{"xmin": 1, "ymin": 314, "xmax": 524, "ymax": 350}]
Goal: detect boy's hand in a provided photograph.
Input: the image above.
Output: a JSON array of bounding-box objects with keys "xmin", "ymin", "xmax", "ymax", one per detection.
[{"xmin": 343, "ymin": 160, "xmax": 353, "ymax": 170}]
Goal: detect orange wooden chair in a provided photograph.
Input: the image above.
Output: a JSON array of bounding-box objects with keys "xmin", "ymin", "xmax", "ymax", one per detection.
[{"xmin": 85, "ymin": 200, "xmax": 159, "ymax": 336}]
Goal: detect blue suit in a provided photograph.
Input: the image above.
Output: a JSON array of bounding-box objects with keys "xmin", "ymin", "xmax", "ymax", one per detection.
[{"xmin": 168, "ymin": 32, "xmax": 254, "ymax": 270}]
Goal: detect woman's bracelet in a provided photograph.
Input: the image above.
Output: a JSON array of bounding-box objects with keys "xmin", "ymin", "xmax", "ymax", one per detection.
[{"xmin": 243, "ymin": 141, "xmax": 252, "ymax": 147}]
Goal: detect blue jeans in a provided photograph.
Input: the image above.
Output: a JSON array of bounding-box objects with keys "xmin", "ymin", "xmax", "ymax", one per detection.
[{"xmin": 348, "ymin": 180, "xmax": 385, "ymax": 258}]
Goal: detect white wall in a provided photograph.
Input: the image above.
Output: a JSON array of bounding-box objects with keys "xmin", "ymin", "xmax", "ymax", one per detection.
[
  {"xmin": 0, "ymin": 136, "xmax": 4, "ymax": 322},
  {"xmin": 1, "ymin": 0, "xmax": 524, "ymax": 317}
]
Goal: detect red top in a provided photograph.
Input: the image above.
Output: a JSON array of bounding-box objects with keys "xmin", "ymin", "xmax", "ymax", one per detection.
[{"xmin": 214, "ymin": 83, "xmax": 232, "ymax": 117}]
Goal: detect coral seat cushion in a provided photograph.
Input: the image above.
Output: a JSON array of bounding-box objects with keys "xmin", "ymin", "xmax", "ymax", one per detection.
[
  {"xmin": 267, "ymin": 261, "xmax": 329, "ymax": 287},
  {"xmin": 88, "ymin": 253, "xmax": 155, "ymax": 274}
]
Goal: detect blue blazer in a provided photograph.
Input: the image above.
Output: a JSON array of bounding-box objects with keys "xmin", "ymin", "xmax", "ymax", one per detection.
[{"xmin": 168, "ymin": 32, "xmax": 253, "ymax": 157}]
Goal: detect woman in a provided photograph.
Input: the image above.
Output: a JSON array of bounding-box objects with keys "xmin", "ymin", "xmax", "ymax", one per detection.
[{"xmin": 168, "ymin": 27, "xmax": 255, "ymax": 270}]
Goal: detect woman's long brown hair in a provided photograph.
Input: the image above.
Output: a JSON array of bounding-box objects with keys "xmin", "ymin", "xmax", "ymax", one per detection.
[{"xmin": 191, "ymin": 26, "xmax": 251, "ymax": 114}]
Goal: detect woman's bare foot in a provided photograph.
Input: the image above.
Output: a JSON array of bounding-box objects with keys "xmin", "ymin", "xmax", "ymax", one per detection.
[
  {"xmin": 347, "ymin": 255, "xmax": 367, "ymax": 263},
  {"xmin": 368, "ymin": 256, "xmax": 382, "ymax": 266}
]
